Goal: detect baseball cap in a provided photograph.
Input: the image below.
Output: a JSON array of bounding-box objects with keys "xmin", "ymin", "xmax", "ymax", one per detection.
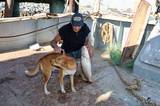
[{"xmin": 71, "ymin": 13, "xmax": 84, "ymax": 27}]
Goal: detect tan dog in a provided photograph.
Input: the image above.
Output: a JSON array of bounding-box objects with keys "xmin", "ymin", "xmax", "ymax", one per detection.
[{"xmin": 25, "ymin": 52, "xmax": 77, "ymax": 95}]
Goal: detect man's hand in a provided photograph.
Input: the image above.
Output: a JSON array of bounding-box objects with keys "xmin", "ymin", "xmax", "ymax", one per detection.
[{"xmin": 51, "ymin": 33, "xmax": 64, "ymax": 53}]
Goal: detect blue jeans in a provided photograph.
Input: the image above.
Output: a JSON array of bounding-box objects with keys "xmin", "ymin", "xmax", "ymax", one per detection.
[{"xmin": 68, "ymin": 49, "xmax": 81, "ymax": 59}]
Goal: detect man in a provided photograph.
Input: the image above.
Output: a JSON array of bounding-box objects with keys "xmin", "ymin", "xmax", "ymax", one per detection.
[
  {"xmin": 51, "ymin": 13, "xmax": 94, "ymax": 82},
  {"xmin": 51, "ymin": 13, "xmax": 94, "ymax": 59}
]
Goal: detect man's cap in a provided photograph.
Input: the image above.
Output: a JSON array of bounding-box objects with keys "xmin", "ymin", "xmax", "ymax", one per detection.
[{"xmin": 71, "ymin": 13, "xmax": 84, "ymax": 27}]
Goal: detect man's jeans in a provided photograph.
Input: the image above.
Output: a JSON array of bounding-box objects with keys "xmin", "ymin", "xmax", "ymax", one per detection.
[{"xmin": 68, "ymin": 49, "xmax": 81, "ymax": 59}]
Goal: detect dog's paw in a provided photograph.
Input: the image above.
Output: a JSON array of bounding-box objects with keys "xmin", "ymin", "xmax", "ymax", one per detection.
[
  {"xmin": 45, "ymin": 91, "xmax": 51, "ymax": 95},
  {"xmin": 72, "ymin": 88, "xmax": 76, "ymax": 92},
  {"xmin": 61, "ymin": 89, "xmax": 66, "ymax": 93}
]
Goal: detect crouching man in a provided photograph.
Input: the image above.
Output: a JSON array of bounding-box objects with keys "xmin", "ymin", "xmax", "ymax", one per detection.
[{"xmin": 51, "ymin": 13, "xmax": 94, "ymax": 82}]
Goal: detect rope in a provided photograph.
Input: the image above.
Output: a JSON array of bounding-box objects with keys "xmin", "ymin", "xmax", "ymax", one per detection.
[
  {"xmin": 100, "ymin": 21, "xmax": 157, "ymax": 105},
  {"xmin": 108, "ymin": 60, "xmax": 157, "ymax": 106},
  {"xmin": 101, "ymin": 22, "xmax": 113, "ymax": 45}
]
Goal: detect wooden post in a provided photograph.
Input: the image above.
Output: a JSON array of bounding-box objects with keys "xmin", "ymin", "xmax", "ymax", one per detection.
[
  {"xmin": 67, "ymin": 0, "xmax": 78, "ymax": 13},
  {"xmin": 4, "ymin": 0, "xmax": 14, "ymax": 17},
  {"xmin": 68, "ymin": 0, "xmax": 74, "ymax": 12},
  {"xmin": 93, "ymin": 0, "xmax": 100, "ymax": 13},
  {"xmin": 92, "ymin": 0, "xmax": 100, "ymax": 47}
]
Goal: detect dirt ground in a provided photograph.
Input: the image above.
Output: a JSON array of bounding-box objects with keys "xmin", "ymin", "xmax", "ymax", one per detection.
[{"xmin": 0, "ymin": 45, "xmax": 160, "ymax": 106}]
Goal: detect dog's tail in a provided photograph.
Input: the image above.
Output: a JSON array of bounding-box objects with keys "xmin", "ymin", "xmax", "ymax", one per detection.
[{"xmin": 25, "ymin": 63, "xmax": 40, "ymax": 77}]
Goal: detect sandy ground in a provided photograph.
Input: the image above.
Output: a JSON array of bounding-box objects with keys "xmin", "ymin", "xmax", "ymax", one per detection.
[{"xmin": 0, "ymin": 45, "xmax": 160, "ymax": 106}]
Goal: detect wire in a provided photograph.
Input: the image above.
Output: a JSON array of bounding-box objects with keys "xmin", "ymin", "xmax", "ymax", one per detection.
[{"xmin": 0, "ymin": 20, "xmax": 69, "ymax": 38}]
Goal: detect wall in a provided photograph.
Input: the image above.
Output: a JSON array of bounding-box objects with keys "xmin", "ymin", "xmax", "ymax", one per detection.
[
  {"xmin": 94, "ymin": 16, "xmax": 154, "ymax": 51},
  {"xmin": 0, "ymin": 15, "xmax": 155, "ymax": 53},
  {"xmin": 0, "ymin": 15, "xmax": 71, "ymax": 52}
]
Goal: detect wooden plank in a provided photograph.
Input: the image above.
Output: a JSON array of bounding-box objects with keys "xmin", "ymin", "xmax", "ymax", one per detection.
[
  {"xmin": 68, "ymin": 0, "xmax": 74, "ymax": 12},
  {"xmin": 121, "ymin": 0, "xmax": 151, "ymax": 64}
]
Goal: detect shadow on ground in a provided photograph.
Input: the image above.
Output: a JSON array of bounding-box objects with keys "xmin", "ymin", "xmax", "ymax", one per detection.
[{"xmin": 0, "ymin": 49, "xmax": 141, "ymax": 106}]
